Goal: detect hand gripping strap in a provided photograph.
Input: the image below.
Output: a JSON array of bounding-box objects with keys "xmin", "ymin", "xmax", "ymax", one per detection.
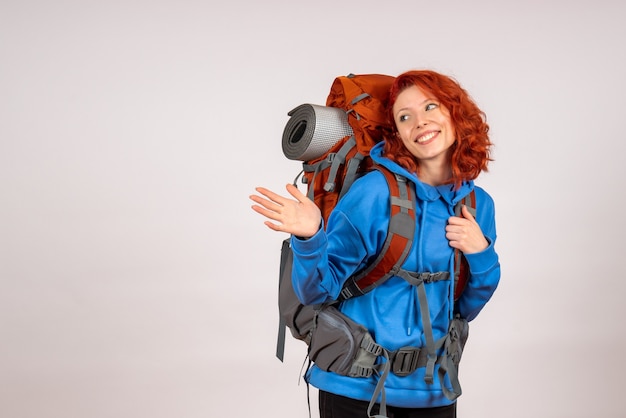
[
  {"xmin": 453, "ymin": 191, "xmax": 476, "ymax": 301},
  {"xmin": 339, "ymin": 167, "xmax": 416, "ymax": 301}
]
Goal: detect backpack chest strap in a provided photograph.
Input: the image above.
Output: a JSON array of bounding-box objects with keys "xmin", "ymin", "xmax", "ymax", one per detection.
[{"xmin": 395, "ymin": 270, "xmax": 450, "ymax": 287}]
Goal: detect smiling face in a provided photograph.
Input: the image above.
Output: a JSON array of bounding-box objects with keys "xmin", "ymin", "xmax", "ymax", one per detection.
[{"xmin": 392, "ymin": 85, "xmax": 456, "ymax": 169}]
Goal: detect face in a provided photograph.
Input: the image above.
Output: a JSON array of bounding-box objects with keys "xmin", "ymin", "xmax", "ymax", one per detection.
[{"xmin": 392, "ymin": 85, "xmax": 456, "ymax": 167}]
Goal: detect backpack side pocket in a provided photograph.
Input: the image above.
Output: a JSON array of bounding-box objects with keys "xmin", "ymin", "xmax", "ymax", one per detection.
[{"xmin": 308, "ymin": 305, "xmax": 371, "ymax": 376}]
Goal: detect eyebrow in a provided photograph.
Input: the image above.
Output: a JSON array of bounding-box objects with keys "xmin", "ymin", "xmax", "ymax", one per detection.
[{"xmin": 394, "ymin": 98, "xmax": 438, "ymax": 115}]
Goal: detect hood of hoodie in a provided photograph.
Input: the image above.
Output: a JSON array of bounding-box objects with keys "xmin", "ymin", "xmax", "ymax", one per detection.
[{"xmin": 369, "ymin": 141, "xmax": 474, "ymax": 206}]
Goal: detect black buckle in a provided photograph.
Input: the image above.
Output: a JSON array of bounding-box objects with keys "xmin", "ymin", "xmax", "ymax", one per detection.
[{"xmin": 391, "ymin": 347, "xmax": 420, "ymax": 377}]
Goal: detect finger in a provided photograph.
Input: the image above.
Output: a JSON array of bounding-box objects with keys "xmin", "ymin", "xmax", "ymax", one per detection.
[
  {"xmin": 447, "ymin": 240, "xmax": 462, "ymax": 250},
  {"xmin": 285, "ymin": 183, "xmax": 308, "ymax": 202},
  {"xmin": 445, "ymin": 224, "xmax": 463, "ymax": 235},
  {"xmin": 446, "ymin": 229, "xmax": 465, "ymax": 241},
  {"xmin": 447, "ymin": 215, "xmax": 469, "ymax": 226},
  {"xmin": 251, "ymin": 202, "xmax": 287, "ymax": 223},
  {"xmin": 250, "ymin": 193, "xmax": 284, "ymax": 213},
  {"xmin": 254, "ymin": 187, "xmax": 290, "ymax": 206},
  {"xmin": 264, "ymin": 220, "xmax": 286, "ymax": 232}
]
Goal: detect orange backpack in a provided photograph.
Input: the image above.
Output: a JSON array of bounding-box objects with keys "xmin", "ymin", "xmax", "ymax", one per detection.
[{"xmin": 282, "ymin": 73, "xmax": 395, "ymax": 225}]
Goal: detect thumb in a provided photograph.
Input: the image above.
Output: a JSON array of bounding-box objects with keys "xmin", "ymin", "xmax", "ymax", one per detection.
[{"xmin": 461, "ymin": 204, "xmax": 476, "ymax": 221}]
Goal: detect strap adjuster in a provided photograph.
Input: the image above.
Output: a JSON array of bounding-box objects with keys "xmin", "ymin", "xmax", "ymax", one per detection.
[{"xmin": 390, "ymin": 346, "xmax": 421, "ymax": 377}]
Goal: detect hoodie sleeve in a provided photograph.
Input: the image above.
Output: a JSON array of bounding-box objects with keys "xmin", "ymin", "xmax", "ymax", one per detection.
[
  {"xmin": 290, "ymin": 171, "xmax": 390, "ymax": 305},
  {"xmin": 456, "ymin": 187, "xmax": 501, "ymax": 321}
]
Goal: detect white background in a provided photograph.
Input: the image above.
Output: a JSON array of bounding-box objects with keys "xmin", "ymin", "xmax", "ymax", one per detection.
[{"xmin": 1, "ymin": 0, "xmax": 625, "ymax": 417}]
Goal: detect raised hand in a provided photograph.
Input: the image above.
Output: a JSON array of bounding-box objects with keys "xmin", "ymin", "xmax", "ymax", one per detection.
[
  {"xmin": 445, "ymin": 205, "xmax": 488, "ymax": 254},
  {"xmin": 250, "ymin": 184, "xmax": 322, "ymax": 238}
]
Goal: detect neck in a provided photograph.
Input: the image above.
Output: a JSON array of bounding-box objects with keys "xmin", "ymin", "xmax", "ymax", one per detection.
[{"xmin": 417, "ymin": 159, "xmax": 452, "ymax": 186}]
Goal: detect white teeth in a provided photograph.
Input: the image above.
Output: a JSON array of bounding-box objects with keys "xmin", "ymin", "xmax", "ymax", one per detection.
[{"xmin": 417, "ymin": 132, "xmax": 437, "ymax": 143}]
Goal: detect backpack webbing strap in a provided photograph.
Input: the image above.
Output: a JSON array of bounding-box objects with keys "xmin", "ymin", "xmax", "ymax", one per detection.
[
  {"xmin": 351, "ymin": 92, "xmax": 370, "ymax": 105},
  {"xmin": 301, "ymin": 135, "xmax": 357, "ymax": 202},
  {"xmin": 324, "ymin": 136, "xmax": 357, "ymax": 193},
  {"xmin": 302, "ymin": 159, "xmax": 332, "ymax": 201},
  {"xmin": 396, "ymin": 269, "xmax": 447, "ymax": 385},
  {"xmin": 343, "ymin": 73, "xmax": 370, "ymax": 122},
  {"xmin": 453, "ymin": 191, "xmax": 476, "ymax": 301},
  {"xmin": 339, "ymin": 167, "xmax": 416, "ymax": 301},
  {"xmin": 370, "ymin": 269, "xmax": 449, "ymax": 379},
  {"xmin": 346, "ymin": 92, "xmax": 371, "ymax": 122},
  {"xmin": 276, "ymin": 238, "xmax": 292, "ymax": 362},
  {"xmin": 398, "ymin": 270, "xmax": 451, "ymax": 286},
  {"xmin": 438, "ymin": 336, "xmax": 462, "ymax": 399},
  {"xmin": 388, "ymin": 343, "xmax": 442, "ymax": 376},
  {"xmin": 347, "ymin": 333, "xmax": 384, "ymax": 378},
  {"xmin": 340, "ymin": 151, "xmax": 366, "ymax": 199},
  {"xmin": 367, "ymin": 349, "xmax": 390, "ymax": 418},
  {"xmin": 455, "ymin": 192, "xmax": 476, "ymax": 218}
]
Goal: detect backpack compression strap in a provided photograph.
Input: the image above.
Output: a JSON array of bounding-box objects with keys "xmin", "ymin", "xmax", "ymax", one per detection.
[
  {"xmin": 302, "ymin": 135, "xmax": 358, "ymax": 197},
  {"xmin": 339, "ymin": 166, "xmax": 416, "ymax": 301}
]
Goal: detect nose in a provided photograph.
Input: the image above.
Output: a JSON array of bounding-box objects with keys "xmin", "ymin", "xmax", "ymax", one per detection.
[{"xmin": 414, "ymin": 113, "xmax": 428, "ymax": 129}]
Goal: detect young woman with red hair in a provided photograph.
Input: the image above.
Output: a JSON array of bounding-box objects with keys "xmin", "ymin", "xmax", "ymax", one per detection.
[{"xmin": 251, "ymin": 70, "xmax": 500, "ymax": 418}]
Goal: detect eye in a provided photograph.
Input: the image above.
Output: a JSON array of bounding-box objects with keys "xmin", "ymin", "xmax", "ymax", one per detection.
[
  {"xmin": 425, "ymin": 102, "xmax": 439, "ymax": 111},
  {"xmin": 398, "ymin": 114, "xmax": 410, "ymax": 123}
]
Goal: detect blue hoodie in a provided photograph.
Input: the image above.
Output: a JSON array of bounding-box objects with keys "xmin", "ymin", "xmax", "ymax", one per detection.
[{"xmin": 290, "ymin": 141, "xmax": 500, "ymax": 408}]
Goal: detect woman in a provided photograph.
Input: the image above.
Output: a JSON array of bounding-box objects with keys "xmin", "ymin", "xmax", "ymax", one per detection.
[{"xmin": 250, "ymin": 70, "xmax": 500, "ymax": 418}]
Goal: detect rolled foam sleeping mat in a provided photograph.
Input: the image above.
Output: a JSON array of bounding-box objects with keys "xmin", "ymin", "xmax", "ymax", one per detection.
[{"xmin": 281, "ymin": 104, "xmax": 353, "ymax": 161}]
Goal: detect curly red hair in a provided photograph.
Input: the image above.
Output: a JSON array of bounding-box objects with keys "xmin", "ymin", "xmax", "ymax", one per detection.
[{"xmin": 383, "ymin": 70, "xmax": 493, "ymax": 188}]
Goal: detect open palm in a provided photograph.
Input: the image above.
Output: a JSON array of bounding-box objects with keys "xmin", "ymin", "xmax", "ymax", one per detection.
[{"xmin": 250, "ymin": 184, "xmax": 322, "ymax": 238}]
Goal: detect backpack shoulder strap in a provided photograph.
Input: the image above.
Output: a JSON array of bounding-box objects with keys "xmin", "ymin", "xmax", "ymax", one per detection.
[
  {"xmin": 339, "ymin": 165, "xmax": 416, "ymax": 301},
  {"xmin": 453, "ymin": 190, "xmax": 476, "ymax": 301}
]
